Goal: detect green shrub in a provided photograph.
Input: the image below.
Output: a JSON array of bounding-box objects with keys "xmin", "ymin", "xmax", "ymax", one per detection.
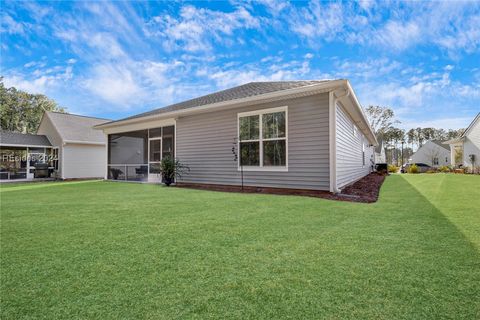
[
  {"xmin": 439, "ymin": 165, "xmax": 450, "ymax": 173},
  {"xmin": 426, "ymin": 169, "xmax": 436, "ymax": 174},
  {"xmin": 388, "ymin": 164, "xmax": 398, "ymax": 173},
  {"xmin": 160, "ymin": 156, "xmax": 190, "ymax": 186},
  {"xmin": 408, "ymin": 164, "xmax": 419, "ymax": 174}
]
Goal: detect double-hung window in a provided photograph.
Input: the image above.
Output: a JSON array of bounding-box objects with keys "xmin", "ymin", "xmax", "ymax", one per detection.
[{"xmin": 238, "ymin": 107, "xmax": 287, "ymax": 171}]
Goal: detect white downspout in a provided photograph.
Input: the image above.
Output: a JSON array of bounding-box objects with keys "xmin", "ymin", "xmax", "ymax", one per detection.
[{"xmin": 329, "ymin": 88, "xmax": 350, "ymax": 193}]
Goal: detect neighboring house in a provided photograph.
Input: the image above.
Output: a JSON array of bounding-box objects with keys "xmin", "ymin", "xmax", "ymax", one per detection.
[
  {"xmin": 96, "ymin": 80, "xmax": 377, "ymax": 193},
  {"xmin": 446, "ymin": 113, "xmax": 480, "ymax": 172},
  {"xmin": 410, "ymin": 140, "xmax": 450, "ymax": 167},
  {"xmin": 1, "ymin": 112, "xmax": 109, "ymax": 181},
  {"xmin": 0, "ymin": 131, "xmax": 53, "ymax": 180},
  {"xmin": 375, "ymin": 138, "xmax": 386, "ymax": 163}
]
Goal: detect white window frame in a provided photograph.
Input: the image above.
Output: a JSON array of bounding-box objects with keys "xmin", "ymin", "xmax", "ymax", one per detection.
[{"xmin": 237, "ymin": 106, "xmax": 288, "ymax": 172}]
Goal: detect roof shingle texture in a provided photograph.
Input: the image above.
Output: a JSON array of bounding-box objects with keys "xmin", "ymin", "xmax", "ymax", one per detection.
[
  {"xmin": 0, "ymin": 131, "xmax": 52, "ymax": 147},
  {"xmin": 47, "ymin": 112, "xmax": 110, "ymax": 143},
  {"xmin": 431, "ymin": 140, "xmax": 450, "ymax": 150},
  {"xmin": 116, "ymin": 80, "xmax": 332, "ymax": 123}
]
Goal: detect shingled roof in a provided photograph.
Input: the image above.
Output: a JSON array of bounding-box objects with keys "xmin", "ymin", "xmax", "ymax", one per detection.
[
  {"xmin": 45, "ymin": 112, "xmax": 110, "ymax": 143},
  {"xmin": 431, "ymin": 140, "xmax": 450, "ymax": 151},
  {"xmin": 104, "ymin": 80, "xmax": 332, "ymax": 125},
  {"xmin": 0, "ymin": 131, "xmax": 51, "ymax": 147}
]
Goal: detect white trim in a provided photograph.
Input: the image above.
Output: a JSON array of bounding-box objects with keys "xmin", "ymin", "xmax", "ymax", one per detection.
[
  {"xmin": 241, "ymin": 166, "xmax": 289, "ymax": 172},
  {"xmin": 147, "ymin": 136, "xmax": 162, "ymax": 181},
  {"xmin": 102, "ymin": 118, "xmax": 176, "ymax": 135},
  {"xmin": 104, "ymin": 143, "xmax": 108, "ymax": 180},
  {"xmin": 236, "ymin": 106, "xmax": 288, "ymax": 172},
  {"xmin": 329, "ymin": 91, "xmax": 337, "ymax": 193},
  {"xmin": 63, "ymin": 140, "xmax": 106, "ymax": 146},
  {"xmin": 0, "ymin": 144, "xmax": 52, "ymax": 148},
  {"xmin": 60, "ymin": 145, "xmax": 64, "ymax": 179}
]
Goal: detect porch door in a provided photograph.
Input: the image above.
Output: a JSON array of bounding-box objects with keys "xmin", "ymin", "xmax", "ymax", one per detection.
[
  {"xmin": 27, "ymin": 152, "xmax": 45, "ymax": 179},
  {"xmin": 148, "ymin": 137, "xmax": 162, "ymax": 181}
]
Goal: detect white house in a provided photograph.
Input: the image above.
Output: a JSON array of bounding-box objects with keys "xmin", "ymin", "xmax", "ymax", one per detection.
[
  {"xmin": 410, "ymin": 140, "xmax": 450, "ymax": 167},
  {"xmin": 446, "ymin": 113, "xmax": 480, "ymax": 173},
  {"xmin": 1, "ymin": 112, "xmax": 110, "ymax": 181}
]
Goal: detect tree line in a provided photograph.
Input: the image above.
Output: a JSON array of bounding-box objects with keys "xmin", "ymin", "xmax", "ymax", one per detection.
[
  {"xmin": 0, "ymin": 78, "xmax": 66, "ymax": 134},
  {"xmin": 365, "ymin": 106, "xmax": 464, "ymax": 165}
]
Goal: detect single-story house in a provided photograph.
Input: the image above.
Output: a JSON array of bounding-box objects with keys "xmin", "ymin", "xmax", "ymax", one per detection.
[
  {"xmin": 0, "ymin": 131, "xmax": 54, "ymax": 180},
  {"xmin": 1, "ymin": 112, "xmax": 109, "ymax": 181},
  {"xmin": 410, "ymin": 140, "xmax": 450, "ymax": 167},
  {"xmin": 446, "ymin": 112, "xmax": 480, "ymax": 172},
  {"xmin": 375, "ymin": 138, "xmax": 386, "ymax": 163},
  {"xmin": 96, "ymin": 80, "xmax": 378, "ymax": 193}
]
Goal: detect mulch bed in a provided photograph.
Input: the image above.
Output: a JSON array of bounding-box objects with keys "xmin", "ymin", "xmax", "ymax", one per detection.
[
  {"xmin": 175, "ymin": 172, "xmax": 386, "ymax": 203},
  {"xmin": 335, "ymin": 173, "xmax": 386, "ymax": 203}
]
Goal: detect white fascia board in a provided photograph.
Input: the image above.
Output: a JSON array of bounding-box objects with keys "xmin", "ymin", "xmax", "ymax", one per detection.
[
  {"xmin": 95, "ymin": 80, "xmax": 346, "ymax": 130},
  {"xmin": 0, "ymin": 144, "xmax": 52, "ymax": 148},
  {"xmin": 63, "ymin": 140, "xmax": 106, "ymax": 146}
]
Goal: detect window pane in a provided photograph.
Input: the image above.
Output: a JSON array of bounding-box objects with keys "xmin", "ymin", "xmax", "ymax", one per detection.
[
  {"xmin": 163, "ymin": 126, "xmax": 174, "ymax": 136},
  {"xmin": 162, "ymin": 137, "xmax": 174, "ymax": 159},
  {"xmin": 149, "ymin": 139, "xmax": 161, "ymax": 162},
  {"xmin": 263, "ymin": 140, "xmax": 286, "ymax": 166},
  {"xmin": 262, "ymin": 112, "xmax": 285, "ymax": 139},
  {"xmin": 239, "ymin": 115, "xmax": 259, "ymax": 141},
  {"xmin": 149, "ymin": 128, "xmax": 161, "ymax": 138},
  {"xmin": 149, "ymin": 163, "xmax": 161, "ymax": 174},
  {"xmin": 240, "ymin": 142, "xmax": 259, "ymax": 166}
]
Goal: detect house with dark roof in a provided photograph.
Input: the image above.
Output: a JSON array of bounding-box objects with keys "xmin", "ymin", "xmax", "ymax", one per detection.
[
  {"xmin": 410, "ymin": 140, "xmax": 450, "ymax": 168},
  {"xmin": 96, "ymin": 80, "xmax": 378, "ymax": 192},
  {"xmin": 446, "ymin": 112, "xmax": 480, "ymax": 172},
  {"xmin": 1, "ymin": 112, "xmax": 110, "ymax": 181}
]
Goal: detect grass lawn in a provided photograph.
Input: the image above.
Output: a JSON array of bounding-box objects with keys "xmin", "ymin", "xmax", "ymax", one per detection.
[{"xmin": 1, "ymin": 175, "xmax": 479, "ymax": 319}]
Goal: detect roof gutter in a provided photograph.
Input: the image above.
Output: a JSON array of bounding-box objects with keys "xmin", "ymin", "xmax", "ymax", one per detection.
[{"xmin": 63, "ymin": 140, "xmax": 106, "ymax": 146}]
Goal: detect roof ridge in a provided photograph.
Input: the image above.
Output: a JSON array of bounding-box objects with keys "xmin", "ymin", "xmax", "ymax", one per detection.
[{"xmin": 47, "ymin": 111, "xmax": 111, "ymax": 121}]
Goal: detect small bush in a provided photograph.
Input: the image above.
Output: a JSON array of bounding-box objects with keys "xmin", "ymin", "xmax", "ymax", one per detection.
[
  {"xmin": 408, "ymin": 164, "xmax": 419, "ymax": 174},
  {"xmin": 388, "ymin": 165, "xmax": 398, "ymax": 173},
  {"xmin": 439, "ymin": 165, "xmax": 450, "ymax": 173},
  {"xmin": 426, "ymin": 169, "xmax": 436, "ymax": 174}
]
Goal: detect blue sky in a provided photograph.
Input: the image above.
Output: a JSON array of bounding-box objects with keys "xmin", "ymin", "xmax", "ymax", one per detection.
[{"xmin": 1, "ymin": 1, "xmax": 479, "ymax": 129}]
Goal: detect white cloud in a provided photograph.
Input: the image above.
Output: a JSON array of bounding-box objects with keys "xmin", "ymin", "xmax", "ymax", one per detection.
[
  {"xmin": 3, "ymin": 63, "xmax": 75, "ymax": 94},
  {"xmin": 290, "ymin": 1, "xmax": 344, "ymax": 40},
  {"xmin": 374, "ymin": 20, "xmax": 421, "ymax": 51},
  {"xmin": 304, "ymin": 53, "xmax": 314, "ymax": 59},
  {"xmin": 83, "ymin": 64, "xmax": 143, "ymax": 107},
  {"xmin": 0, "ymin": 14, "xmax": 26, "ymax": 35},
  {"xmin": 145, "ymin": 5, "xmax": 261, "ymax": 52}
]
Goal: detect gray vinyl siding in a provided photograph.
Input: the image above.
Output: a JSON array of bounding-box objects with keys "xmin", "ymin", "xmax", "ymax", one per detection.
[
  {"xmin": 176, "ymin": 93, "xmax": 330, "ymax": 190},
  {"xmin": 336, "ymin": 103, "xmax": 373, "ymax": 189}
]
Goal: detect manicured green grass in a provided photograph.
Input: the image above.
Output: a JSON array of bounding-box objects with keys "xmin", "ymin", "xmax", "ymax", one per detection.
[{"xmin": 1, "ymin": 175, "xmax": 479, "ymax": 319}]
